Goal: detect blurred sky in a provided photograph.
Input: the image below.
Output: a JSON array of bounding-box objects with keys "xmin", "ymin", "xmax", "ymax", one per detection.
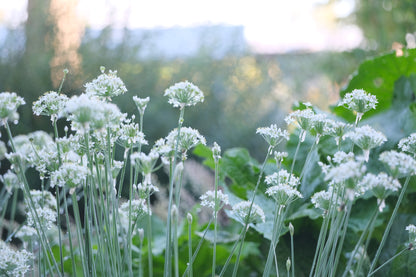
[{"xmin": 0, "ymin": 0, "xmax": 362, "ymax": 53}]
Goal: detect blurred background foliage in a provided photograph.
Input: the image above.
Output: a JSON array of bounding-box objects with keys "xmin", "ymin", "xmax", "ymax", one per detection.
[{"xmin": 2, "ymin": 0, "xmax": 407, "ymax": 156}]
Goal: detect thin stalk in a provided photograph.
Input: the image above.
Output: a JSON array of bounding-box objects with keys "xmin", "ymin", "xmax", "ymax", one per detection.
[
  {"xmin": 263, "ymin": 205, "xmax": 284, "ymax": 277},
  {"xmin": 368, "ymin": 248, "xmax": 408, "ymax": 277},
  {"xmin": 164, "ymin": 107, "xmax": 185, "ymax": 277},
  {"xmin": 139, "ymin": 235, "xmax": 144, "ymax": 277},
  {"xmin": 10, "ymin": 190, "xmax": 18, "ymax": 226},
  {"xmin": 181, "ymin": 218, "xmax": 213, "ymax": 277},
  {"xmin": 127, "ymin": 148, "xmax": 134, "ymax": 277},
  {"xmin": 290, "ymin": 228, "xmax": 295, "ymax": 277},
  {"xmin": 62, "ymin": 190, "xmax": 77, "ymax": 277},
  {"xmin": 342, "ymin": 206, "xmax": 380, "ymax": 277},
  {"xmin": 219, "ymin": 226, "xmax": 246, "ymax": 277},
  {"xmin": 71, "ymin": 192, "xmax": 88, "ymax": 276},
  {"xmin": 290, "ymin": 131, "xmax": 304, "ymax": 176},
  {"xmin": 232, "ymin": 146, "xmax": 272, "ymax": 276},
  {"xmin": 5, "ymin": 121, "xmax": 62, "ymax": 276},
  {"xmin": 188, "ymin": 217, "xmax": 193, "ymax": 277},
  {"xmin": 309, "ymin": 213, "xmax": 330, "ymax": 277},
  {"xmin": 212, "ymin": 157, "xmax": 220, "ymax": 277},
  {"xmin": 147, "ymin": 194, "xmax": 154, "ymax": 277},
  {"xmin": 329, "ymin": 200, "xmax": 353, "ymax": 277},
  {"xmin": 368, "ymin": 176, "xmax": 411, "ymax": 275},
  {"xmin": 299, "ymin": 136, "xmax": 318, "ymax": 181}
]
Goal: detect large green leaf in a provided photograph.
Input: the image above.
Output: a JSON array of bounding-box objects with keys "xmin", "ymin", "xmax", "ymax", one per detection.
[{"xmin": 334, "ymin": 48, "xmax": 416, "ymax": 122}]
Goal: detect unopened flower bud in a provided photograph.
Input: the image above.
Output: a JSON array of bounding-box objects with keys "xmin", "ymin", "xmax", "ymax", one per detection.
[
  {"xmin": 286, "ymin": 257, "xmax": 291, "ymax": 272},
  {"xmin": 187, "ymin": 213, "xmax": 193, "ymax": 224},
  {"xmin": 289, "ymin": 222, "xmax": 294, "ymax": 236}
]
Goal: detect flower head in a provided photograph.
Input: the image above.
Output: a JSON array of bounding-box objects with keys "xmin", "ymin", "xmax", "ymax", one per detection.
[
  {"xmin": 285, "ymin": 108, "xmax": 315, "ymax": 132},
  {"xmin": 164, "ymin": 81, "xmax": 204, "ymax": 108},
  {"xmin": 338, "ymin": 89, "xmax": 377, "ymax": 121},
  {"xmin": 256, "ymin": 124, "xmax": 289, "ymax": 147},
  {"xmin": 166, "ymin": 127, "xmax": 206, "ymax": 160},
  {"xmin": 0, "ymin": 92, "xmax": 25, "ymax": 126},
  {"xmin": 200, "ymin": 190, "xmax": 229, "ymax": 211},
  {"xmin": 265, "ymin": 184, "xmax": 303, "ymax": 206},
  {"xmin": 132, "ymin": 96, "xmax": 150, "ymax": 115},
  {"xmin": 343, "ymin": 125, "xmax": 386, "ymax": 161},
  {"xmin": 311, "ymin": 190, "xmax": 336, "ymax": 212},
  {"xmin": 119, "ymin": 199, "xmax": 151, "ymax": 221},
  {"xmin": 398, "ymin": 133, "xmax": 416, "ymax": 156},
  {"xmin": 358, "ymin": 172, "xmax": 401, "ymax": 201},
  {"xmin": 406, "ymin": 224, "xmax": 416, "ymax": 250},
  {"xmin": 212, "ymin": 142, "xmax": 221, "ymax": 162},
  {"xmin": 232, "ymin": 201, "xmax": 265, "ymax": 225},
  {"xmin": 50, "ymin": 163, "xmax": 88, "ymax": 190},
  {"xmin": 65, "ymin": 94, "xmax": 125, "ymax": 132},
  {"xmin": 0, "ymin": 240, "xmax": 33, "ymax": 276},
  {"xmin": 85, "ymin": 68, "xmax": 127, "ymax": 100},
  {"xmin": 32, "ymin": 91, "xmax": 68, "ymax": 121},
  {"xmin": 265, "ymin": 169, "xmax": 299, "ymax": 188},
  {"xmin": 0, "ymin": 170, "xmax": 21, "ymax": 194},
  {"xmin": 379, "ymin": 150, "xmax": 416, "ymax": 178},
  {"xmin": 117, "ymin": 121, "xmax": 147, "ymax": 147}
]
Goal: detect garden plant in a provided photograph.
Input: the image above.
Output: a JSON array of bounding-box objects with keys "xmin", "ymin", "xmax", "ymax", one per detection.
[{"xmin": 1, "ymin": 49, "xmax": 416, "ymax": 276}]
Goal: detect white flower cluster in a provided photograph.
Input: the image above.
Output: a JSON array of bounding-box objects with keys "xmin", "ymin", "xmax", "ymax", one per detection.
[
  {"xmin": 50, "ymin": 162, "xmax": 88, "ymax": 189},
  {"xmin": 85, "ymin": 68, "xmax": 127, "ymax": 100},
  {"xmin": 0, "ymin": 170, "xmax": 21, "ymax": 194},
  {"xmin": 119, "ymin": 199, "xmax": 151, "ymax": 222},
  {"xmin": 398, "ymin": 133, "xmax": 416, "ymax": 156},
  {"xmin": 323, "ymin": 152, "xmax": 366, "ymax": 198},
  {"xmin": 338, "ymin": 89, "xmax": 377, "ymax": 118},
  {"xmin": 325, "ymin": 120, "xmax": 351, "ymax": 146},
  {"xmin": 131, "ymin": 151, "xmax": 159, "ymax": 185},
  {"xmin": 132, "ymin": 96, "xmax": 150, "ymax": 115},
  {"xmin": 27, "ymin": 190, "xmax": 57, "ymax": 230},
  {"xmin": 166, "ymin": 127, "xmax": 206, "ymax": 160},
  {"xmin": 64, "ymin": 94, "xmax": 125, "ymax": 132},
  {"xmin": 0, "ymin": 92, "xmax": 25, "ymax": 125},
  {"xmin": 164, "ymin": 81, "xmax": 204, "ymax": 108},
  {"xmin": 285, "ymin": 108, "xmax": 315, "ymax": 132},
  {"xmin": 379, "ymin": 150, "xmax": 416, "ymax": 178},
  {"xmin": 265, "ymin": 169, "xmax": 302, "ymax": 206},
  {"xmin": 32, "ymin": 91, "xmax": 68, "ymax": 121},
  {"xmin": 311, "ymin": 190, "xmax": 334, "ymax": 212},
  {"xmin": 232, "ymin": 201, "xmax": 265, "ymax": 225},
  {"xmin": 256, "ymin": 124, "xmax": 289, "ymax": 147},
  {"xmin": 343, "ymin": 125, "xmax": 386, "ymax": 153},
  {"xmin": 118, "ymin": 121, "xmax": 147, "ymax": 147},
  {"xmin": 0, "ymin": 240, "xmax": 33, "ymax": 277},
  {"xmin": 358, "ymin": 172, "xmax": 401, "ymax": 200},
  {"xmin": 406, "ymin": 224, "xmax": 416, "ymax": 250},
  {"xmin": 200, "ymin": 190, "xmax": 229, "ymax": 211},
  {"xmin": 212, "ymin": 142, "xmax": 221, "ymax": 162}
]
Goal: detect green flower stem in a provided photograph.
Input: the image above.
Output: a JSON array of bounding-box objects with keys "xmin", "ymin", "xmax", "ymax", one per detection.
[
  {"xmin": 263, "ymin": 205, "xmax": 284, "ymax": 277},
  {"xmin": 181, "ymin": 218, "xmax": 213, "ymax": 277},
  {"xmin": 309, "ymin": 213, "xmax": 330, "ymax": 277},
  {"xmin": 188, "ymin": 217, "xmax": 193, "ymax": 277},
  {"xmin": 315, "ymin": 203, "xmax": 344, "ymax": 276},
  {"xmin": 342, "ymin": 205, "xmax": 380, "ymax": 277},
  {"xmin": 368, "ymin": 175, "xmax": 411, "ymax": 276},
  {"xmin": 5, "ymin": 121, "xmax": 62, "ymax": 277},
  {"xmin": 174, "ymin": 215, "xmax": 179, "ymax": 277},
  {"xmin": 212, "ymin": 158, "xmax": 220, "ymax": 277},
  {"xmin": 139, "ymin": 235, "xmax": 144, "ymax": 277},
  {"xmin": 0, "ymin": 189, "xmax": 9, "ymax": 238},
  {"xmin": 352, "ymin": 204, "xmax": 380, "ymax": 276},
  {"xmin": 368, "ymin": 248, "xmax": 408, "ymax": 277},
  {"xmin": 219, "ymin": 226, "xmax": 246, "ymax": 277},
  {"xmin": 299, "ymin": 136, "xmax": 318, "ymax": 181},
  {"xmin": 290, "ymin": 131, "xmax": 304, "ymax": 176},
  {"xmin": 71, "ymin": 191, "xmax": 88, "ymax": 276},
  {"xmin": 164, "ymin": 107, "xmax": 185, "ymax": 277},
  {"xmin": 329, "ymin": 200, "xmax": 353, "ymax": 277},
  {"xmin": 9, "ymin": 189, "xmax": 18, "ymax": 228},
  {"xmin": 62, "ymin": 190, "xmax": 77, "ymax": 277},
  {"xmin": 290, "ymin": 228, "xmax": 295, "ymax": 277},
  {"xmin": 147, "ymin": 194, "xmax": 154, "ymax": 277},
  {"xmin": 117, "ymin": 148, "xmax": 130, "ymax": 198},
  {"xmin": 232, "ymin": 146, "xmax": 273, "ymax": 277},
  {"xmin": 128, "ymin": 146, "xmax": 134, "ymax": 277}
]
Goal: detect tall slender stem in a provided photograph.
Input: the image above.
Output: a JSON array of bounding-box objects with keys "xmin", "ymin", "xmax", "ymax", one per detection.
[
  {"xmin": 164, "ymin": 108, "xmax": 185, "ymax": 277},
  {"xmin": 368, "ymin": 176, "xmax": 411, "ymax": 275},
  {"xmin": 212, "ymin": 157, "xmax": 220, "ymax": 277}
]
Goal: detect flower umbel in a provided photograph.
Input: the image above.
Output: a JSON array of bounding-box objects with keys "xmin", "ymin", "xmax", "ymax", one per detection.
[
  {"xmin": 398, "ymin": 133, "xmax": 416, "ymax": 156},
  {"xmin": 85, "ymin": 67, "xmax": 127, "ymax": 100},
  {"xmin": 256, "ymin": 124, "xmax": 289, "ymax": 148},
  {"xmin": 33, "ymin": 91, "xmax": 68, "ymax": 121},
  {"xmin": 0, "ymin": 92, "xmax": 25, "ymax": 126},
  {"xmin": 200, "ymin": 190, "xmax": 229, "ymax": 211},
  {"xmin": 338, "ymin": 89, "xmax": 377, "ymax": 123},
  {"xmin": 379, "ymin": 150, "xmax": 416, "ymax": 178},
  {"xmin": 164, "ymin": 81, "xmax": 204, "ymax": 108},
  {"xmin": 232, "ymin": 201, "xmax": 265, "ymax": 225}
]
